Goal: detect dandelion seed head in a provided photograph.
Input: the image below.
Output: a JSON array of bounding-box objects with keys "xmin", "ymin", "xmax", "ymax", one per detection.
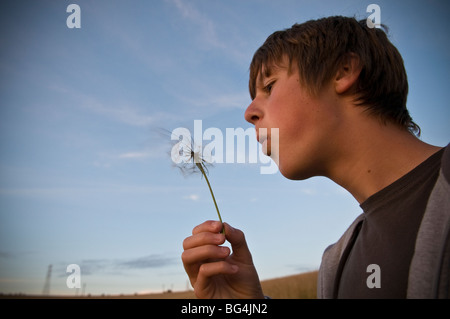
[
  {"xmin": 164, "ymin": 128, "xmax": 212, "ymax": 177},
  {"xmin": 160, "ymin": 126, "xmax": 224, "ymax": 233}
]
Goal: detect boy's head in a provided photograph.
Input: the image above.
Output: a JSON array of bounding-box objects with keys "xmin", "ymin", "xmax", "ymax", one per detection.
[{"xmin": 248, "ymin": 16, "xmax": 420, "ymax": 136}]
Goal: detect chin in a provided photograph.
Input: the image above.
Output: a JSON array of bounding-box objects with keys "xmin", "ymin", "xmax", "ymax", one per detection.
[{"xmin": 278, "ymin": 161, "xmax": 316, "ymax": 181}]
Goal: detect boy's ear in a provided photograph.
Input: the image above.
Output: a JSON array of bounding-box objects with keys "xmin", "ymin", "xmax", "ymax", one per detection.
[{"xmin": 334, "ymin": 53, "xmax": 362, "ymax": 94}]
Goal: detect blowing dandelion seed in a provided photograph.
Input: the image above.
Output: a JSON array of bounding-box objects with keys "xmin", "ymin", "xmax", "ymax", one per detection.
[{"xmin": 169, "ymin": 128, "xmax": 225, "ymax": 234}]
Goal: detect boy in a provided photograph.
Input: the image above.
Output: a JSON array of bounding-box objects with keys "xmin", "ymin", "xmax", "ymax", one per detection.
[{"xmin": 181, "ymin": 16, "xmax": 449, "ymax": 298}]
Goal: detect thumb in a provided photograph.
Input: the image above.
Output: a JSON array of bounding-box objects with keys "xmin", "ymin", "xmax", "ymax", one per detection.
[{"xmin": 223, "ymin": 223, "xmax": 254, "ymax": 264}]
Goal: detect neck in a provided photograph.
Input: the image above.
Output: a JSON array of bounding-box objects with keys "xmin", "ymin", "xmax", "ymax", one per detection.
[{"xmin": 325, "ymin": 116, "xmax": 441, "ymax": 204}]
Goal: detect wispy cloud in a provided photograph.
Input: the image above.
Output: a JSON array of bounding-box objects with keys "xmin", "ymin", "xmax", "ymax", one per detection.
[
  {"xmin": 183, "ymin": 194, "xmax": 200, "ymax": 201},
  {"xmin": 118, "ymin": 151, "xmax": 152, "ymax": 159},
  {"xmin": 286, "ymin": 263, "xmax": 319, "ymax": 273},
  {"xmin": 49, "ymin": 84, "xmax": 176, "ymax": 127},
  {"xmin": 182, "ymin": 91, "xmax": 250, "ymax": 111},
  {"xmin": 299, "ymin": 188, "xmax": 317, "ymax": 196},
  {"xmin": 95, "ymin": 143, "xmax": 168, "ymax": 168},
  {"xmin": 117, "ymin": 255, "xmax": 176, "ymax": 270},
  {"xmin": 167, "ymin": 0, "xmax": 250, "ymax": 63},
  {"xmin": 54, "ymin": 254, "xmax": 178, "ymax": 277},
  {"xmin": 76, "ymin": 94, "xmax": 165, "ymax": 128},
  {"xmin": 0, "ymin": 251, "xmax": 15, "ymax": 259},
  {"xmin": 0, "ymin": 185, "xmax": 165, "ymax": 200},
  {"xmin": 169, "ymin": 0, "xmax": 224, "ymax": 50}
]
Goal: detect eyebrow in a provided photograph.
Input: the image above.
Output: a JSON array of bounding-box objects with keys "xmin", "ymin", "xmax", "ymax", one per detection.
[
  {"xmin": 257, "ymin": 64, "xmax": 277, "ymax": 87},
  {"xmin": 250, "ymin": 59, "xmax": 289, "ymax": 99}
]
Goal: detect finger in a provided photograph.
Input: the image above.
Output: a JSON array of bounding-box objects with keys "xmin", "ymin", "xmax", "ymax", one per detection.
[
  {"xmin": 199, "ymin": 261, "xmax": 239, "ymax": 278},
  {"xmin": 223, "ymin": 223, "xmax": 254, "ymax": 264},
  {"xmin": 182, "ymin": 245, "xmax": 230, "ymax": 267},
  {"xmin": 182, "ymin": 245, "xmax": 231, "ymax": 287},
  {"xmin": 183, "ymin": 231, "xmax": 225, "ymax": 251},
  {"xmin": 192, "ymin": 220, "xmax": 223, "ymax": 235},
  {"xmin": 195, "ymin": 261, "xmax": 239, "ymax": 289}
]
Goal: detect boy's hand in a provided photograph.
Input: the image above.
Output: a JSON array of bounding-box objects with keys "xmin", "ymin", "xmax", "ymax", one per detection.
[{"xmin": 182, "ymin": 221, "xmax": 264, "ymax": 299}]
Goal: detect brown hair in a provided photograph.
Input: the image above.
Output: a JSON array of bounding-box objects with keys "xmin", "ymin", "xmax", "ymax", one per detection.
[{"xmin": 249, "ymin": 16, "xmax": 420, "ymax": 136}]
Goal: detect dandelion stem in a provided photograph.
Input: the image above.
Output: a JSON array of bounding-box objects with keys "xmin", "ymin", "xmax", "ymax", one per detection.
[{"xmin": 196, "ymin": 163, "xmax": 224, "ymax": 234}]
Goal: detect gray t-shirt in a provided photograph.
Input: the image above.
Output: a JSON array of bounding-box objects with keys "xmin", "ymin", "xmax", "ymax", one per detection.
[{"xmin": 336, "ymin": 148, "xmax": 445, "ymax": 298}]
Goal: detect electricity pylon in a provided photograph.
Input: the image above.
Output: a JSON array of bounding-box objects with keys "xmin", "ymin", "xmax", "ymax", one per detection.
[{"xmin": 42, "ymin": 264, "xmax": 52, "ymax": 296}]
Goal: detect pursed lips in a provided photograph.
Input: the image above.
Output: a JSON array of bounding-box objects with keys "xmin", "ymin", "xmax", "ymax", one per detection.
[
  {"xmin": 255, "ymin": 127, "xmax": 267, "ymax": 144},
  {"xmin": 256, "ymin": 128, "xmax": 271, "ymax": 156}
]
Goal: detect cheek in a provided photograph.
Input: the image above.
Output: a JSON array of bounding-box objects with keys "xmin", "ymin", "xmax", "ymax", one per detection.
[
  {"xmin": 277, "ymin": 104, "xmax": 310, "ymax": 146},
  {"xmin": 275, "ymin": 108, "xmax": 321, "ymax": 179}
]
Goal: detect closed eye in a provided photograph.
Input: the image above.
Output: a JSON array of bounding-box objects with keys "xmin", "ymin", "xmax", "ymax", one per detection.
[{"xmin": 263, "ymin": 81, "xmax": 275, "ymax": 94}]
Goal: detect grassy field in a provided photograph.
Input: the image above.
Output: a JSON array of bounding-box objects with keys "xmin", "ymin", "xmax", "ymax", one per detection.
[
  {"xmin": 2, "ymin": 270, "xmax": 318, "ymax": 299},
  {"xmin": 260, "ymin": 271, "xmax": 318, "ymax": 299},
  {"xmin": 122, "ymin": 270, "xmax": 318, "ymax": 299}
]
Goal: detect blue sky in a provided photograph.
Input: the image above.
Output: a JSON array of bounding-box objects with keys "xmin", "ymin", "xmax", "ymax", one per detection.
[{"xmin": 0, "ymin": 0, "xmax": 449, "ymax": 296}]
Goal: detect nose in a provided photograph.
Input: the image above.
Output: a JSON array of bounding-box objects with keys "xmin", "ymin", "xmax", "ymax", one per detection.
[{"xmin": 244, "ymin": 99, "xmax": 261, "ymax": 125}]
